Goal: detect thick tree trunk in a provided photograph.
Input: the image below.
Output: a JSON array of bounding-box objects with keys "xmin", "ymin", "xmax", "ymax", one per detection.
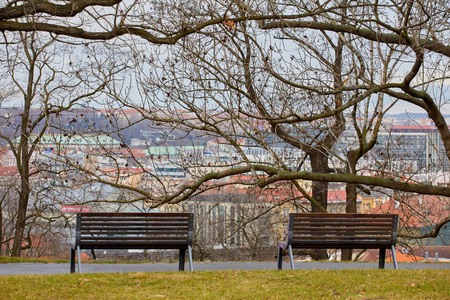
[
  {"xmin": 309, "ymin": 149, "xmax": 329, "ymax": 212},
  {"xmin": 11, "ymin": 165, "xmax": 30, "ymax": 257},
  {"xmin": 11, "ymin": 116, "xmax": 31, "ymax": 257},
  {"xmin": 11, "ymin": 188, "xmax": 29, "ymax": 257},
  {"xmin": 309, "ymin": 149, "xmax": 329, "ymax": 260},
  {"xmin": 0, "ymin": 200, "xmax": 2, "ymax": 256},
  {"xmin": 341, "ymin": 182, "xmax": 358, "ymax": 261}
]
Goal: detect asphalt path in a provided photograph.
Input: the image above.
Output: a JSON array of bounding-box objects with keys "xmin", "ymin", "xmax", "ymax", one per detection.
[{"xmin": 1, "ymin": 261, "xmax": 448, "ymax": 275}]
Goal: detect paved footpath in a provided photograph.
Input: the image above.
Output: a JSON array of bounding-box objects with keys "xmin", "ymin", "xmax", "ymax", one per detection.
[{"xmin": 1, "ymin": 261, "xmax": 448, "ymax": 275}]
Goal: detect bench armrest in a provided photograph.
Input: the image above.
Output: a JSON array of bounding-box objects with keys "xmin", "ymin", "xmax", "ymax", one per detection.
[
  {"xmin": 70, "ymin": 240, "xmax": 76, "ymax": 250},
  {"xmin": 188, "ymin": 213, "xmax": 194, "ymax": 246},
  {"xmin": 392, "ymin": 214, "xmax": 399, "ymax": 246},
  {"xmin": 70, "ymin": 213, "xmax": 82, "ymax": 250},
  {"xmin": 279, "ymin": 214, "xmax": 294, "ymax": 249}
]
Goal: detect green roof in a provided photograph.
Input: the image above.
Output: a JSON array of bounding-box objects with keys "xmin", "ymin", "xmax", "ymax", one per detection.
[
  {"xmin": 143, "ymin": 146, "xmax": 205, "ymax": 157},
  {"xmin": 143, "ymin": 147, "xmax": 180, "ymax": 156}
]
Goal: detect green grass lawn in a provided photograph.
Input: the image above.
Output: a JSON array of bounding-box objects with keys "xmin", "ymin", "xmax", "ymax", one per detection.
[
  {"xmin": 1, "ymin": 269, "xmax": 448, "ymax": 299},
  {"xmin": 0, "ymin": 256, "xmax": 160, "ymax": 264},
  {"xmin": 0, "ymin": 256, "xmax": 69, "ymax": 264}
]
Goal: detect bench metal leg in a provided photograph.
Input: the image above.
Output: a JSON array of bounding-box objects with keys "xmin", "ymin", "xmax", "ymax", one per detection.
[
  {"xmin": 379, "ymin": 248, "xmax": 386, "ymax": 269},
  {"xmin": 277, "ymin": 246, "xmax": 283, "ymax": 270},
  {"xmin": 391, "ymin": 245, "xmax": 398, "ymax": 269},
  {"xmin": 179, "ymin": 249, "xmax": 186, "ymax": 271},
  {"xmin": 70, "ymin": 248, "xmax": 76, "ymax": 273},
  {"xmin": 77, "ymin": 246, "xmax": 82, "ymax": 273},
  {"xmin": 288, "ymin": 245, "xmax": 295, "ymax": 270},
  {"xmin": 188, "ymin": 245, "xmax": 194, "ymax": 271}
]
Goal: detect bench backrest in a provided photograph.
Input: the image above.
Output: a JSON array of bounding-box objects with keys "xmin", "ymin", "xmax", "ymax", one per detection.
[
  {"xmin": 74, "ymin": 212, "xmax": 194, "ymax": 250},
  {"xmin": 287, "ymin": 213, "xmax": 398, "ymax": 248}
]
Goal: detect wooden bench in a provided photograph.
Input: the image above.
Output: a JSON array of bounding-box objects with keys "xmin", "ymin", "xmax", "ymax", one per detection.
[
  {"xmin": 70, "ymin": 212, "xmax": 194, "ymax": 273},
  {"xmin": 277, "ymin": 213, "xmax": 398, "ymax": 269}
]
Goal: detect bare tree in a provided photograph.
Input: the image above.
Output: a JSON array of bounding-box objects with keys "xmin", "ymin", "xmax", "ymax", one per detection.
[{"xmin": 0, "ymin": 30, "xmax": 116, "ymax": 256}]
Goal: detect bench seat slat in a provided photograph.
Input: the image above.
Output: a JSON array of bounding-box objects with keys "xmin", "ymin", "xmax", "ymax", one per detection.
[
  {"xmin": 292, "ymin": 213, "xmax": 395, "ymax": 218},
  {"xmin": 80, "ymin": 237, "xmax": 188, "ymax": 240},
  {"xmin": 79, "ymin": 212, "xmax": 189, "ymax": 217},
  {"xmin": 291, "ymin": 241, "xmax": 393, "ymax": 249},
  {"xmin": 82, "ymin": 221, "xmax": 190, "ymax": 226},
  {"xmin": 81, "ymin": 220, "xmax": 189, "ymax": 224},
  {"xmin": 78, "ymin": 243, "xmax": 189, "ymax": 250},
  {"xmin": 81, "ymin": 225, "xmax": 189, "ymax": 231},
  {"xmin": 293, "ymin": 218, "xmax": 394, "ymax": 221},
  {"xmin": 292, "ymin": 234, "xmax": 392, "ymax": 239},
  {"xmin": 292, "ymin": 236, "xmax": 392, "ymax": 240},
  {"xmin": 80, "ymin": 236, "xmax": 188, "ymax": 240},
  {"xmin": 292, "ymin": 226, "xmax": 392, "ymax": 232},
  {"xmin": 293, "ymin": 220, "xmax": 394, "ymax": 225},
  {"xmin": 81, "ymin": 228, "xmax": 188, "ymax": 235},
  {"xmin": 293, "ymin": 222, "xmax": 393, "ymax": 227},
  {"xmin": 296, "ymin": 227, "xmax": 392, "ymax": 235},
  {"xmin": 293, "ymin": 216, "xmax": 394, "ymax": 221}
]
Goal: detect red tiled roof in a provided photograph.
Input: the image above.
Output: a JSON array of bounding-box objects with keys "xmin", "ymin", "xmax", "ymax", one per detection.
[
  {"xmin": 0, "ymin": 166, "xmax": 19, "ymax": 176},
  {"xmin": 391, "ymin": 125, "xmax": 437, "ymax": 130},
  {"xmin": 200, "ymin": 175, "xmax": 348, "ymax": 203},
  {"xmin": 369, "ymin": 195, "xmax": 449, "ymax": 228},
  {"xmin": 359, "ymin": 248, "xmax": 423, "ymax": 263}
]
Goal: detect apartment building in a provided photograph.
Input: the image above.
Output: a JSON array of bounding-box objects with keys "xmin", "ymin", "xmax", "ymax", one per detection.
[{"xmin": 376, "ymin": 125, "xmax": 450, "ymax": 172}]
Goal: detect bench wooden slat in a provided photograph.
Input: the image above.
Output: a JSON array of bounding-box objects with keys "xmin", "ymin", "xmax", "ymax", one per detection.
[
  {"xmin": 291, "ymin": 241, "xmax": 393, "ymax": 249},
  {"xmin": 293, "ymin": 234, "xmax": 392, "ymax": 238},
  {"xmin": 293, "ymin": 219, "xmax": 393, "ymax": 223},
  {"xmin": 79, "ymin": 242, "xmax": 190, "ymax": 249},
  {"xmin": 293, "ymin": 228, "xmax": 392, "ymax": 233},
  {"xmin": 79, "ymin": 212, "xmax": 190, "ymax": 217},
  {"xmin": 292, "ymin": 235, "xmax": 393, "ymax": 240},
  {"xmin": 292, "ymin": 213, "xmax": 395, "ymax": 218},
  {"xmin": 294, "ymin": 230, "xmax": 391, "ymax": 233},
  {"xmin": 292, "ymin": 216, "xmax": 395, "ymax": 221},
  {"xmin": 81, "ymin": 230, "xmax": 188, "ymax": 234},
  {"xmin": 82, "ymin": 220, "xmax": 190, "ymax": 223},
  {"xmin": 81, "ymin": 225, "xmax": 189, "ymax": 230},
  {"xmin": 81, "ymin": 235, "xmax": 188, "ymax": 240},
  {"xmin": 81, "ymin": 217, "xmax": 190, "ymax": 222},
  {"xmin": 292, "ymin": 226, "xmax": 392, "ymax": 232},
  {"xmin": 81, "ymin": 215, "xmax": 190, "ymax": 218},
  {"xmin": 80, "ymin": 236, "xmax": 188, "ymax": 240}
]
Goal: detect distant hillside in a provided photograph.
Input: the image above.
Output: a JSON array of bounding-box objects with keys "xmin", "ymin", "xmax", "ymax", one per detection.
[{"xmin": 385, "ymin": 112, "xmax": 450, "ymax": 120}]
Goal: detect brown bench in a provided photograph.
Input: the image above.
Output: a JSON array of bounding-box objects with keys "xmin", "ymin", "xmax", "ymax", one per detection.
[
  {"xmin": 277, "ymin": 213, "xmax": 398, "ymax": 269},
  {"xmin": 70, "ymin": 212, "xmax": 194, "ymax": 273}
]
